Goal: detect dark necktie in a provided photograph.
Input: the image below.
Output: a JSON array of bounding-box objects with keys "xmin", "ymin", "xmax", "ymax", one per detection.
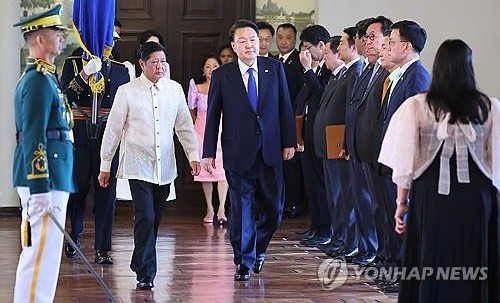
[
  {"xmin": 315, "ymin": 65, "xmax": 322, "ymax": 77},
  {"xmin": 279, "ymin": 56, "xmax": 285, "ymax": 63},
  {"xmin": 247, "ymin": 67, "xmax": 258, "ymax": 112},
  {"xmin": 337, "ymin": 66, "xmax": 347, "ymax": 79}
]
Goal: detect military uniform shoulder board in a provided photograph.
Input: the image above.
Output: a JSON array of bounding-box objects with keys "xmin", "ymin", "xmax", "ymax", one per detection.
[
  {"xmin": 109, "ymin": 59, "xmax": 127, "ymax": 67},
  {"xmin": 34, "ymin": 59, "xmax": 56, "ymax": 75},
  {"xmin": 66, "ymin": 56, "xmax": 82, "ymax": 60}
]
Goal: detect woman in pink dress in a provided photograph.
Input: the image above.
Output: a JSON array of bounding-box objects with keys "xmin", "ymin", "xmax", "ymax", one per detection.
[{"xmin": 188, "ymin": 54, "xmax": 228, "ymax": 224}]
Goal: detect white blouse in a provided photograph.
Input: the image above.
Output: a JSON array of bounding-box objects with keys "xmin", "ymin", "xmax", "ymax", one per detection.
[
  {"xmin": 100, "ymin": 74, "xmax": 199, "ymax": 185},
  {"xmin": 378, "ymin": 93, "xmax": 500, "ymax": 194}
]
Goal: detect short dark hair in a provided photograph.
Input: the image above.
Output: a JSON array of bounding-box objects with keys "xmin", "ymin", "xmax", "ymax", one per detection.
[
  {"xmin": 391, "ymin": 20, "xmax": 427, "ymax": 53},
  {"xmin": 256, "ymin": 21, "xmax": 275, "ymax": 36},
  {"xmin": 343, "ymin": 27, "xmax": 357, "ymax": 47},
  {"xmin": 327, "ymin": 36, "xmax": 341, "ymax": 53},
  {"xmin": 427, "ymin": 39, "xmax": 490, "ymax": 124},
  {"xmin": 383, "ymin": 29, "xmax": 392, "ymax": 37},
  {"xmin": 229, "ymin": 19, "xmax": 258, "ymax": 41},
  {"xmin": 366, "ymin": 16, "xmax": 393, "ymax": 34},
  {"xmin": 139, "ymin": 41, "xmax": 167, "ymax": 61},
  {"xmin": 355, "ymin": 18, "xmax": 374, "ymax": 38},
  {"xmin": 114, "ymin": 19, "xmax": 122, "ymax": 28},
  {"xmin": 299, "ymin": 25, "xmax": 330, "ymax": 45},
  {"xmin": 277, "ymin": 23, "xmax": 297, "ymax": 35}
]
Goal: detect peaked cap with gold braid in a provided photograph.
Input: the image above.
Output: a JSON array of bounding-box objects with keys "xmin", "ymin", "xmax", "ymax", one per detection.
[{"xmin": 13, "ymin": 4, "xmax": 68, "ymax": 33}]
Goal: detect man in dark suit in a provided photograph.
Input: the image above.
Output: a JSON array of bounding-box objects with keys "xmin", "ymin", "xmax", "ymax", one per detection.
[
  {"xmin": 294, "ymin": 25, "xmax": 333, "ymax": 247},
  {"xmin": 257, "ymin": 21, "xmax": 277, "ymax": 59},
  {"xmin": 340, "ymin": 19, "xmax": 379, "ymax": 266},
  {"xmin": 276, "ymin": 23, "xmax": 306, "ymax": 218},
  {"xmin": 375, "ymin": 20, "xmax": 431, "ymax": 293},
  {"xmin": 313, "ymin": 32, "xmax": 361, "ymax": 259},
  {"xmin": 202, "ymin": 20, "xmax": 296, "ymax": 281},
  {"xmin": 350, "ymin": 17, "xmax": 393, "ymax": 268}
]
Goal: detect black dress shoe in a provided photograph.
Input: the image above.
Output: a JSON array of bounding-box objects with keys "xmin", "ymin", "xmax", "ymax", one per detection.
[
  {"xmin": 328, "ymin": 247, "xmax": 358, "ymax": 259},
  {"xmin": 95, "ymin": 250, "xmax": 113, "ymax": 264},
  {"xmin": 380, "ymin": 281, "xmax": 400, "ymax": 293},
  {"xmin": 325, "ymin": 244, "xmax": 345, "ymax": 257},
  {"xmin": 253, "ymin": 254, "xmax": 265, "ymax": 274},
  {"xmin": 64, "ymin": 235, "xmax": 81, "ymax": 259},
  {"xmin": 136, "ymin": 281, "xmax": 154, "ymax": 290},
  {"xmin": 296, "ymin": 229, "xmax": 315, "ymax": 241},
  {"xmin": 343, "ymin": 248, "xmax": 359, "ymax": 262},
  {"xmin": 303, "ymin": 236, "xmax": 331, "ymax": 247},
  {"xmin": 352, "ymin": 253, "xmax": 376, "ymax": 266},
  {"xmin": 234, "ymin": 265, "xmax": 250, "ymax": 281},
  {"xmin": 318, "ymin": 239, "xmax": 341, "ymax": 253},
  {"xmin": 295, "ymin": 228, "xmax": 311, "ymax": 236}
]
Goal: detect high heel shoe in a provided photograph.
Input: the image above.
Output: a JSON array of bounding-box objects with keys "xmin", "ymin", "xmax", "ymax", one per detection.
[
  {"xmin": 217, "ymin": 212, "xmax": 227, "ymax": 225},
  {"xmin": 203, "ymin": 212, "xmax": 214, "ymax": 224}
]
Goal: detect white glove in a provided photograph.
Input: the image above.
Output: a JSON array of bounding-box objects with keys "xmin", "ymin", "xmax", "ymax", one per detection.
[
  {"xmin": 30, "ymin": 192, "xmax": 52, "ymax": 215},
  {"xmin": 83, "ymin": 58, "xmax": 102, "ymax": 76}
]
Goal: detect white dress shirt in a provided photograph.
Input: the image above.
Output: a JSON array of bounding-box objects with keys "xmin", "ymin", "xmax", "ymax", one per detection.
[
  {"xmin": 100, "ymin": 74, "xmax": 199, "ymax": 185},
  {"xmin": 278, "ymin": 49, "xmax": 294, "ymax": 62},
  {"xmin": 379, "ymin": 93, "xmax": 500, "ymax": 194}
]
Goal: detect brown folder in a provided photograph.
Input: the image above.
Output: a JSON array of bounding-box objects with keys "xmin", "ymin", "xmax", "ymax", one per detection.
[
  {"xmin": 295, "ymin": 115, "xmax": 304, "ymax": 145},
  {"xmin": 326, "ymin": 124, "xmax": 345, "ymax": 159}
]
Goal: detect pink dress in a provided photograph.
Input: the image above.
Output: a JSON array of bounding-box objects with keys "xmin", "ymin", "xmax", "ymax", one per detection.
[{"xmin": 188, "ymin": 79, "xmax": 226, "ymax": 182}]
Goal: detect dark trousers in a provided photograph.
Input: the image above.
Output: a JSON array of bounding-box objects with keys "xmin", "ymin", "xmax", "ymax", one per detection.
[
  {"xmin": 364, "ymin": 162, "xmax": 390, "ymax": 260},
  {"xmin": 283, "ymin": 153, "xmax": 306, "ymax": 212},
  {"xmin": 225, "ymin": 152, "xmax": 284, "ymax": 269},
  {"xmin": 350, "ymin": 161, "xmax": 378, "ymax": 254},
  {"xmin": 380, "ymin": 174, "xmax": 404, "ymax": 266},
  {"xmin": 323, "ymin": 158, "xmax": 356, "ymax": 249},
  {"xmin": 128, "ymin": 179, "xmax": 170, "ymax": 282},
  {"xmin": 67, "ymin": 121, "xmax": 118, "ymax": 250},
  {"xmin": 301, "ymin": 143, "xmax": 331, "ymax": 236}
]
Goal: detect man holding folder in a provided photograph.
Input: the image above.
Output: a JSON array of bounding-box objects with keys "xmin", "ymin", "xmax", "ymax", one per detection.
[{"xmin": 313, "ymin": 28, "xmax": 363, "ymax": 258}]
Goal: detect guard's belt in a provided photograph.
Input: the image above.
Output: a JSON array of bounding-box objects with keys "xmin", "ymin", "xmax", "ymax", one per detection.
[
  {"xmin": 16, "ymin": 129, "xmax": 72, "ymax": 143},
  {"xmin": 72, "ymin": 106, "xmax": 110, "ymax": 121}
]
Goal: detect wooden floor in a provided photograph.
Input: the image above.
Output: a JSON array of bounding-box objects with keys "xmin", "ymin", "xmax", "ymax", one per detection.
[{"xmin": 0, "ymin": 202, "xmax": 397, "ymax": 303}]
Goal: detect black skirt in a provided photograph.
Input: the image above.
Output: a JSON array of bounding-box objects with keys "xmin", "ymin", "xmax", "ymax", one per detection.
[{"xmin": 398, "ymin": 153, "xmax": 498, "ymax": 303}]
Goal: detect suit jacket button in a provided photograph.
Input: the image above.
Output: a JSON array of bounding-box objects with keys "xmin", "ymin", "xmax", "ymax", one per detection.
[{"xmin": 54, "ymin": 153, "xmax": 59, "ymax": 158}]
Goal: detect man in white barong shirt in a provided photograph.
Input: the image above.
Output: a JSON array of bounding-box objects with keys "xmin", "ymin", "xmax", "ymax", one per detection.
[{"xmin": 98, "ymin": 42, "xmax": 200, "ymax": 290}]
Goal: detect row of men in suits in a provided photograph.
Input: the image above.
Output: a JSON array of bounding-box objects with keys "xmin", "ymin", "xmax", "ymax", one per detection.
[{"xmin": 283, "ymin": 17, "xmax": 431, "ymax": 294}]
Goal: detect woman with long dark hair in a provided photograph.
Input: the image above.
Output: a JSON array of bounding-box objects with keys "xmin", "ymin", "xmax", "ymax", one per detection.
[
  {"xmin": 188, "ymin": 54, "xmax": 228, "ymax": 224},
  {"xmin": 379, "ymin": 39, "xmax": 499, "ymax": 302}
]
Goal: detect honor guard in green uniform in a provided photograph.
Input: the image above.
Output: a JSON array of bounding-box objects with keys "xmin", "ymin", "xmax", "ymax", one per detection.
[{"xmin": 12, "ymin": 5, "xmax": 75, "ymax": 303}]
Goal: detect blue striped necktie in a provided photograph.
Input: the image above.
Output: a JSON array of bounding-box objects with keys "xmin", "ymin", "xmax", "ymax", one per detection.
[{"xmin": 247, "ymin": 67, "xmax": 258, "ymax": 112}]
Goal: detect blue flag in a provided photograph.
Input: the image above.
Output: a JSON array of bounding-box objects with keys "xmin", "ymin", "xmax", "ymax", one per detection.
[{"xmin": 72, "ymin": 0, "xmax": 115, "ymax": 93}]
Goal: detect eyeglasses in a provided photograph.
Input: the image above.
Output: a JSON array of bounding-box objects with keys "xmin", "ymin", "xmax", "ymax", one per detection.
[
  {"xmin": 388, "ymin": 40, "xmax": 409, "ymax": 47},
  {"xmin": 364, "ymin": 34, "xmax": 383, "ymax": 41},
  {"xmin": 303, "ymin": 43, "xmax": 315, "ymax": 51}
]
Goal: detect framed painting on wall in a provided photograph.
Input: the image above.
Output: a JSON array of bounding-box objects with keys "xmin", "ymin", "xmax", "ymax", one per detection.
[{"xmin": 256, "ymin": 0, "xmax": 316, "ymax": 54}]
